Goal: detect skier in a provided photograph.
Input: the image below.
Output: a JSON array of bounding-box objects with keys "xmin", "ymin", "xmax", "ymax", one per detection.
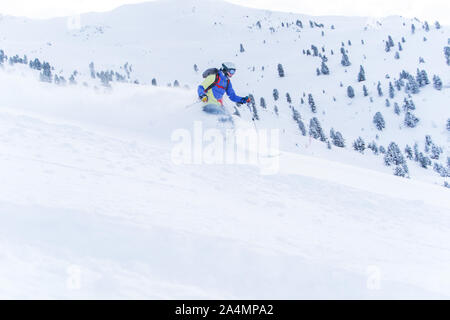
[{"xmin": 198, "ymin": 62, "xmax": 250, "ymax": 112}]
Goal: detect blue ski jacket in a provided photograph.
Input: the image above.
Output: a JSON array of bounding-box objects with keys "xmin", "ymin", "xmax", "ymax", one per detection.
[{"xmin": 198, "ymin": 70, "xmax": 244, "ymax": 105}]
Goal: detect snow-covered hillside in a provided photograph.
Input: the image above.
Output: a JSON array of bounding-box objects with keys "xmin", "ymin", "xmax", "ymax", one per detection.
[
  {"xmin": 1, "ymin": 0, "xmax": 449, "ymax": 184},
  {"xmin": 0, "ymin": 0, "xmax": 449, "ymax": 299}
]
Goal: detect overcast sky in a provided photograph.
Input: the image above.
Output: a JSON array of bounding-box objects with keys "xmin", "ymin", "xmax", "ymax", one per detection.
[{"xmin": 0, "ymin": 0, "xmax": 449, "ymax": 24}]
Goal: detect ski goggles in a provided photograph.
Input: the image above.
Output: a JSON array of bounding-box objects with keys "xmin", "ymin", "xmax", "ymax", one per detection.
[{"xmin": 228, "ymin": 69, "xmax": 236, "ymax": 75}]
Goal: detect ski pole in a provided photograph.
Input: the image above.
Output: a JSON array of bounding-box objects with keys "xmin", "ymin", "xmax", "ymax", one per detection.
[{"xmin": 246, "ymin": 103, "xmax": 258, "ymax": 132}]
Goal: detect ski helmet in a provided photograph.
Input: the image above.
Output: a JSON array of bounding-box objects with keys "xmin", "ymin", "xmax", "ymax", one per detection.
[{"xmin": 221, "ymin": 62, "xmax": 236, "ymax": 77}]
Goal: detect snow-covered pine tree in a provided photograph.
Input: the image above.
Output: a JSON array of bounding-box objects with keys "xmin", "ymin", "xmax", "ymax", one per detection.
[
  {"xmin": 273, "ymin": 88, "xmax": 279, "ymax": 101},
  {"xmin": 394, "ymin": 102, "xmax": 401, "ymax": 115},
  {"xmin": 377, "ymin": 81, "xmax": 383, "ymax": 96},
  {"xmin": 413, "ymin": 143, "xmax": 420, "ymax": 162},
  {"xmin": 408, "ymin": 75, "xmax": 420, "ymax": 94},
  {"xmin": 0, "ymin": 49, "xmax": 5, "ymax": 65},
  {"xmin": 358, "ymin": 65, "xmax": 366, "ymax": 82},
  {"xmin": 151, "ymin": 78, "xmax": 157, "ymax": 86},
  {"xmin": 347, "ymin": 86, "xmax": 355, "ymax": 98},
  {"xmin": 420, "ymin": 70, "xmax": 430, "ymax": 85},
  {"xmin": 341, "ymin": 51, "xmax": 351, "ymax": 66},
  {"xmin": 418, "ymin": 153, "xmax": 431, "ymax": 169},
  {"xmin": 433, "ymin": 75, "xmax": 443, "ymax": 90},
  {"xmin": 433, "ymin": 163, "xmax": 449, "ymax": 177},
  {"xmin": 394, "ymin": 164, "xmax": 409, "ymax": 178},
  {"xmin": 292, "ymin": 109, "xmax": 306, "ymax": 136},
  {"xmin": 416, "ymin": 69, "xmax": 423, "ymax": 86},
  {"xmin": 388, "ymin": 35, "xmax": 394, "ymax": 47},
  {"xmin": 368, "ymin": 141, "xmax": 379, "ymax": 155},
  {"xmin": 425, "ymin": 135, "xmax": 433, "ymax": 153},
  {"xmin": 445, "ymin": 47, "xmax": 450, "ymax": 65},
  {"xmin": 404, "ymin": 112, "xmax": 419, "ymax": 128},
  {"xmin": 384, "ymin": 142, "xmax": 405, "ymax": 166},
  {"xmin": 29, "ymin": 58, "xmax": 42, "ymax": 70},
  {"xmin": 330, "ymin": 128, "xmax": 335, "ymax": 140},
  {"xmin": 286, "ymin": 92, "xmax": 292, "ymax": 104},
  {"xmin": 353, "ymin": 137, "xmax": 366, "ymax": 153},
  {"xmin": 389, "ymin": 82, "xmax": 395, "ymax": 99},
  {"xmin": 296, "ymin": 118, "xmax": 306, "ymax": 135},
  {"xmin": 309, "ymin": 117, "xmax": 326, "ymax": 142},
  {"xmin": 260, "ymin": 97, "xmax": 266, "ymax": 109},
  {"xmin": 321, "ymin": 61, "xmax": 330, "ymax": 75},
  {"xmin": 385, "ymin": 41, "xmax": 391, "ymax": 52},
  {"xmin": 308, "ymin": 94, "xmax": 317, "ymax": 113},
  {"xmin": 405, "ymin": 145, "xmax": 413, "ymax": 160},
  {"xmin": 403, "ymin": 98, "xmax": 416, "ymax": 111},
  {"xmin": 330, "ymin": 129, "xmax": 345, "ymax": 148},
  {"xmin": 430, "ymin": 144, "xmax": 441, "ymax": 160},
  {"xmin": 277, "ymin": 64, "xmax": 285, "ymax": 77},
  {"xmin": 373, "ymin": 112, "xmax": 386, "ymax": 130},
  {"xmin": 40, "ymin": 62, "xmax": 52, "ymax": 83},
  {"xmin": 363, "ymin": 85, "xmax": 369, "ymax": 97}
]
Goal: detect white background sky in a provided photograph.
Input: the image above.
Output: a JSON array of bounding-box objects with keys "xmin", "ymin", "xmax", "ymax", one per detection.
[{"xmin": 0, "ymin": 0, "xmax": 449, "ymax": 24}]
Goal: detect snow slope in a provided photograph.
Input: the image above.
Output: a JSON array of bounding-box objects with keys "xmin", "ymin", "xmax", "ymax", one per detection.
[
  {"xmin": 1, "ymin": 0, "xmax": 449, "ymax": 184},
  {"xmin": 0, "ymin": 0, "xmax": 450, "ymax": 299},
  {"xmin": 1, "ymin": 67, "xmax": 450, "ymax": 299}
]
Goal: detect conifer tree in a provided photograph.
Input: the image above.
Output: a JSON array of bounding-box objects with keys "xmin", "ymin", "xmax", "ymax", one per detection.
[
  {"xmin": 309, "ymin": 117, "xmax": 326, "ymax": 142},
  {"xmin": 353, "ymin": 137, "xmax": 366, "ymax": 153},
  {"xmin": 308, "ymin": 94, "xmax": 317, "ymax": 113},
  {"xmin": 377, "ymin": 81, "xmax": 383, "ymax": 96},
  {"xmin": 277, "ymin": 63, "xmax": 285, "ymax": 77},
  {"xmin": 433, "ymin": 75, "xmax": 443, "ymax": 90},
  {"xmin": 321, "ymin": 61, "xmax": 330, "ymax": 75},
  {"xmin": 389, "ymin": 82, "xmax": 395, "ymax": 99},
  {"xmin": 373, "ymin": 112, "xmax": 386, "ymax": 130},
  {"xmin": 347, "ymin": 86, "xmax": 355, "ymax": 98},
  {"xmin": 273, "ymin": 88, "xmax": 279, "ymax": 101},
  {"xmin": 286, "ymin": 92, "xmax": 292, "ymax": 104},
  {"xmin": 260, "ymin": 97, "xmax": 266, "ymax": 109},
  {"xmin": 358, "ymin": 65, "xmax": 366, "ymax": 82},
  {"xmin": 363, "ymin": 85, "xmax": 369, "ymax": 97}
]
